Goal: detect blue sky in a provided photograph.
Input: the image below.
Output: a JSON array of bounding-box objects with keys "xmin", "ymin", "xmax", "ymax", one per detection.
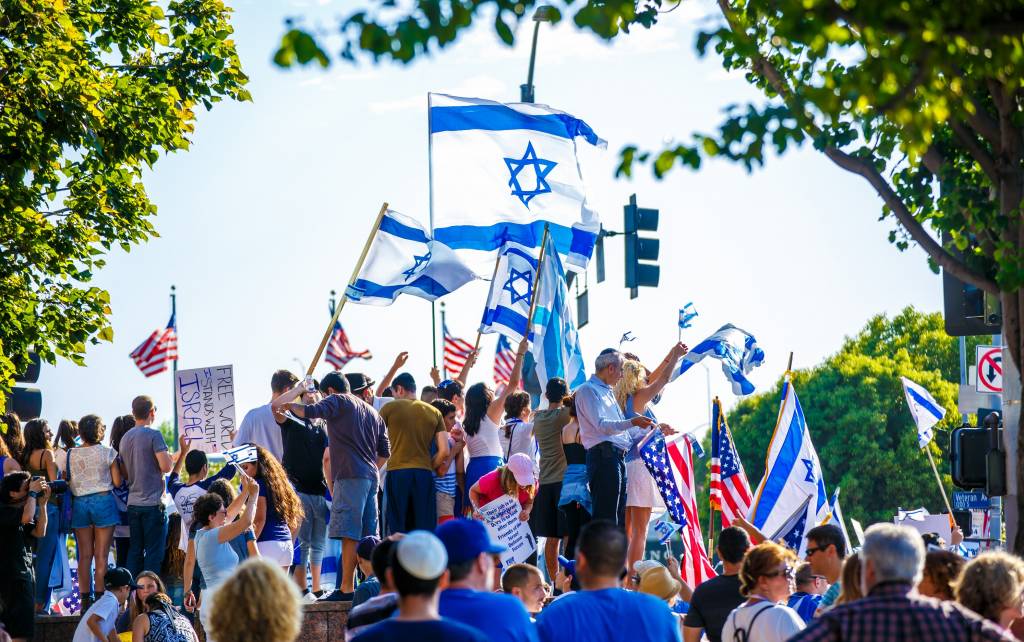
[{"xmin": 39, "ymin": 0, "xmax": 943, "ymax": 437}]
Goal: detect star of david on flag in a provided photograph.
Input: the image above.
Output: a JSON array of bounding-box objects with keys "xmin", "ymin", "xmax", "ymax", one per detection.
[
  {"xmin": 429, "ymin": 93, "xmax": 605, "ymax": 272},
  {"xmin": 670, "ymin": 324, "xmax": 765, "ymax": 396},
  {"xmin": 346, "ymin": 209, "xmax": 477, "ymax": 306},
  {"xmin": 479, "ymin": 242, "xmax": 538, "ymax": 344}
]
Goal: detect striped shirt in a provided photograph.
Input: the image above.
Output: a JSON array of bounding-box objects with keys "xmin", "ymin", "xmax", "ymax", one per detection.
[
  {"xmin": 434, "ymin": 436, "xmax": 457, "ymax": 496},
  {"xmin": 791, "ymin": 582, "xmax": 1014, "ymax": 642}
]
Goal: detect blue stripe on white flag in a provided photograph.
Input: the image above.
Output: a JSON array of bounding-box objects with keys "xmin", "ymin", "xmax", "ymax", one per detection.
[
  {"xmin": 753, "ymin": 392, "xmax": 806, "ymax": 527},
  {"xmin": 378, "ymin": 213, "xmax": 431, "ymax": 244},
  {"xmin": 430, "ymin": 105, "xmax": 603, "ymax": 146},
  {"xmin": 906, "ymin": 386, "xmax": 944, "ymax": 422},
  {"xmin": 433, "ymin": 220, "xmax": 598, "ymax": 262}
]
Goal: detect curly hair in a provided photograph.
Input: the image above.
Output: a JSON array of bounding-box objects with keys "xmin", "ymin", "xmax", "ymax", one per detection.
[
  {"xmin": 206, "ymin": 558, "xmax": 302, "ymax": 642},
  {"xmin": 921, "ymin": 550, "xmax": 966, "ymax": 601},
  {"xmin": 1, "ymin": 413, "xmax": 24, "ymax": 461},
  {"xmin": 613, "ymin": 359, "xmax": 647, "ymax": 411},
  {"xmin": 954, "ymin": 551, "xmax": 1024, "ymax": 624},
  {"xmin": 253, "ymin": 446, "xmax": 304, "ymax": 533},
  {"xmin": 835, "ymin": 552, "xmax": 864, "ymax": 605},
  {"xmin": 192, "ymin": 493, "xmax": 224, "ymax": 533},
  {"xmin": 738, "ymin": 541, "xmax": 796, "ymax": 597}
]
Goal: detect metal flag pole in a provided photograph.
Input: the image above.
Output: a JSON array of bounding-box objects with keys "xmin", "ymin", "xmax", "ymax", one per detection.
[
  {"xmin": 707, "ymin": 397, "xmax": 719, "ymax": 553},
  {"xmin": 440, "ymin": 302, "xmax": 449, "ymax": 379},
  {"xmin": 171, "ymin": 284, "xmax": 178, "ymax": 444},
  {"xmin": 524, "ymin": 225, "xmax": 552, "ymax": 338},
  {"xmin": 427, "ymin": 95, "xmax": 439, "ymax": 372},
  {"xmin": 307, "ymin": 202, "xmax": 388, "ymax": 376},
  {"xmin": 473, "ymin": 251, "xmax": 506, "ymax": 353}
]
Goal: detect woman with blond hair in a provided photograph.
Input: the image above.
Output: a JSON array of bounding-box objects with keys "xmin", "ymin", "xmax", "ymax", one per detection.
[
  {"xmin": 834, "ymin": 551, "xmax": 864, "ymax": 606},
  {"xmin": 206, "ymin": 558, "xmax": 303, "ymax": 642},
  {"xmin": 238, "ymin": 447, "xmax": 303, "ymax": 568},
  {"xmin": 721, "ymin": 541, "xmax": 805, "ymax": 642},
  {"xmin": 955, "ymin": 551, "xmax": 1024, "ymax": 632},
  {"xmin": 613, "ymin": 344, "xmax": 686, "ymax": 585},
  {"xmin": 468, "ymin": 452, "xmax": 537, "ymax": 522}
]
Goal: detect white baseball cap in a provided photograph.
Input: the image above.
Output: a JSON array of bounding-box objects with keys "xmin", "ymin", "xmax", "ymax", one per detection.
[{"xmin": 395, "ymin": 531, "xmax": 448, "ymax": 581}]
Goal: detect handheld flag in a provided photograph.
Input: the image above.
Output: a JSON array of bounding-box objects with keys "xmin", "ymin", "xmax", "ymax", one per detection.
[
  {"xmin": 825, "ymin": 487, "xmax": 851, "ymax": 548},
  {"xmin": 530, "ymin": 233, "xmax": 586, "ymax": 389},
  {"xmin": 325, "ymin": 320, "xmax": 372, "ymax": 370},
  {"xmin": 900, "ymin": 376, "xmax": 946, "ymax": 449},
  {"xmin": 769, "ymin": 493, "xmax": 813, "ymax": 551},
  {"xmin": 653, "ymin": 518, "xmax": 682, "ymax": 545},
  {"xmin": 619, "ymin": 331, "xmax": 637, "ymax": 347},
  {"xmin": 428, "ymin": 93, "xmax": 604, "ymax": 271},
  {"xmin": 493, "ymin": 335, "xmax": 518, "ymax": 387},
  {"xmin": 130, "ymin": 314, "xmax": 178, "ymax": 377},
  {"xmin": 750, "ymin": 382, "xmax": 828, "ymax": 554},
  {"xmin": 678, "ymin": 303, "xmax": 698, "ymax": 329},
  {"xmin": 670, "ymin": 324, "xmax": 765, "ymax": 396},
  {"xmin": 478, "ymin": 242, "xmax": 538, "ymax": 343},
  {"xmin": 443, "ymin": 324, "xmax": 474, "ymax": 378},
  {"xmin": 223, "ymin": 445, "xmax": 258, "ymax": 465},
  {"xmin": 639, "ymin": 432, "xmax": 716, "ymax": 586},
  {"xmin": 710, "ymin": 398, "xmax": 753, "ymax": 528},
  {"xmin": 346, "ymin": 209, "xmax": 477, "ymax": 306}
]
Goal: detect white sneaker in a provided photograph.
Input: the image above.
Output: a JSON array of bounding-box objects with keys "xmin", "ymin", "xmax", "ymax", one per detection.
[{"xmin": 302, "ymin": 592, "xmax": 319, "ymax": 603}]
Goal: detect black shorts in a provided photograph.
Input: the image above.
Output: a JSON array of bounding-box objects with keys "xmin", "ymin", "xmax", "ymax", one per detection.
[
  {"xmin": 1, "ymin": 576, "xmax": 35, "ymax": 639},
  {"xmin": 529, "ymin": 482, "xmax": 566, "ymax": 538}
]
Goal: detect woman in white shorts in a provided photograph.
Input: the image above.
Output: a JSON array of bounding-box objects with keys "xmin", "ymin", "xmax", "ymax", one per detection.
[
  {"xmin": 614, "ymin": 346, "xmax": 687, "ymax": 587},
  {"xmin": 239, "ymin": 447, "xmax": 304, "ymax": 568}
]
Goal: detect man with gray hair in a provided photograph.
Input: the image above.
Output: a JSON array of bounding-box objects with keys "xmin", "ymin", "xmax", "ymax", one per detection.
[
  {"xmin": 574, "ymin": 346, "xmax": 681, "ymax": 525},
  {"xmin": 792, "ymin": 523, "xmax": 1013, "ymax": 641}
]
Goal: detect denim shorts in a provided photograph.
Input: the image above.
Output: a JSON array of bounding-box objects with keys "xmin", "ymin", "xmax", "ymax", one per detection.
[
  {"xmin": 71, "ymin": 491, "xmax": 120, "ymax": 529},
  {"xmin": 329, "ymin": 477, "xmax": 378, "ymax": 541}
]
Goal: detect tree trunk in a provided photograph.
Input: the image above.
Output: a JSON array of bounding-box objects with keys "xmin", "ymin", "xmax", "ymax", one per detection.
[{"xmin": 1006, "ymin": 292, "xmax": 1024, "ymax": 553}]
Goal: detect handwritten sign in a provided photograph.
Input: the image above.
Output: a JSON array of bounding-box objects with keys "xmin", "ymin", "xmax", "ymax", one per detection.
[
  {"xmin": 479, "ymin": 495, "xmax": 536, "ymax": 569},
  {"xmin": 175, "ymin": 365, "xmax": 235, "ymax": 453}
]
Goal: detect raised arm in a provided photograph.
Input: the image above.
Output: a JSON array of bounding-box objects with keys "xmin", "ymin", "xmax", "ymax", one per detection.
[
  {"xmin": 632, "ymin": 343, "xmax": 687, "ymax": 410},
  {"xmin": 486, "ymin": 339, "xmax": 528, "ymax": 424},
  {"xmin": 220, "ymin": 475, "xmax": 259, "ymax": 542},
  {"xmin": 377, "ymin": 352, "xmax": 408, "ymax": 397},
  {"xmin": 171, "ymin": 434, "xmax": 191, "ymax": 479},
  {"xmin": 456, "ymin": 349, "xmax": 480, "ymax": 387},
  {"xmin": 271, "ymin": 383, "xmax": 306, "ymax": 417}
]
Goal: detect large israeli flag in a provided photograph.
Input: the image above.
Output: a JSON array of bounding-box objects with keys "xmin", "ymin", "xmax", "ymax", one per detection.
[
  {"xmin": 478, "ymin": 242, "xmax": 538, "ymax": 343},
  {"xmin": 531, "ymin": 234, "xmax": 586, "ymax": 389},
  {"xmin": 670, "ymin": 324, "xmax": 765, "ymax": 396},
  {"xmin": 429, "ymin": 94, "xmax": 604, "ymax": 271},
  {"xmin": 346, "ymin": 209, "xmax": 477, "ymax": 306},
  {"xmin": 750, "ymin": 382, "xmax": 828, "ymax": 554},
  {"xmin": 900, "ymin": 376, "xmax": 946, "ymax": 449}
]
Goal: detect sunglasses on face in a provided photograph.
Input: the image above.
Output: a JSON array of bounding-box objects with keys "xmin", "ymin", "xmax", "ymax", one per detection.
[
  {"xmin": 805, "ymin": 545, "xmax": 828, "ymax": 557},
  {"xmin": 764, "ymin": 565, "xmax": 795, "ymax": 580}
]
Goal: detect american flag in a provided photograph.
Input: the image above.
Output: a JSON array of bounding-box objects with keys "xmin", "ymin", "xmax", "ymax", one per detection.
[
  {"xmin": 54, "ymin": 567, "xmax": 81, "ymax": 615},
  {"xmin": 493, "ymin": 334, "xmax": 517, "ymax": 387},
  {"xmin": 443, "ymin": 323, "xmax": 473, "ymax": 377},
  {"xmin": 710, "ymin": 398, "xmax": 752, "ymax": 528},
  {"xmin": 129, "ymin": 313, "xmax": 178, "ymax": 377},
  {"xmin": 640, "ymin": 431, "xmax": 717, "ymax": 587},
  {"xmin": 325, "ymin": 320, "xmax": 372, "ymax": 370}
]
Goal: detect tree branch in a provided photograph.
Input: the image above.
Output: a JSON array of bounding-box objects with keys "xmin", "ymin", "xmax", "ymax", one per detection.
[
  {"xmin": 950, "ymin": 120, "xmax": 1000, "ymax": 183},
  {"xmin": 716, "ymin": 0, "xmax": 999, "ymax": 295}
]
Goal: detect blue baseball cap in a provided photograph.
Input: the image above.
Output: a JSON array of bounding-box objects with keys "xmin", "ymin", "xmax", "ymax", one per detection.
[{"xmin": 435, "ymin": 518, "xmax": 507, "ymax": 565}]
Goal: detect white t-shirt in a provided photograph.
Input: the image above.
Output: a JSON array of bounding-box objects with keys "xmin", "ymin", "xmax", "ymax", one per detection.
[
  {"xmin": 171, "ymin": 483, "xmax": 208, "ymax": 550},
  {"xmin": 72, "ymin": 590, "xmax": 120, "ymax": 642},
  {"xmin": 467, "ymin": 415, "xmax": 503, "ymax": 458},
  {"xmin": 720, "ymin": 601, "xmax": 805, "ymax": 642},
  {"xmin": 68, "ymin": 445, "xmax": 117, "ymax": 496},
  {"xmin": 500, "ymin": 419, "xmax": 536, "ymax": 460},
  {"xmin": 234, "ymin": 404, "xmax": 283, "ymax": 461}
]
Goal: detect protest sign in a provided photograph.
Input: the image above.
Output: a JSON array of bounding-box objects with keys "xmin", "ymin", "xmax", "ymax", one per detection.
[
  {"xmin": 176, "ymin": 365, "xmax": 235, "ymax": 453},
  {"xmin": 894, "ymin": 512, "xmax": 952, "ymax": 544},
  {"xmin": 479, "ymin": 495, "xmax": 536, "ymax": 569}
]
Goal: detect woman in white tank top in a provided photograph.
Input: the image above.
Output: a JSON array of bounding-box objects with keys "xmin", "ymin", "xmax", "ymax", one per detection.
[{"xmin": 462, "ymin": 338, "xmax": 528, "ymax": 512}]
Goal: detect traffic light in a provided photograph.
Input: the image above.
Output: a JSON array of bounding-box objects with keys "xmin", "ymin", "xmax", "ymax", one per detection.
[
  {"xmin": 940, "ymin": 232, "xmax": 1001, "ymax": 336},
  {"xmin": 624, "ymin": 194, "xmax": 659, "ymax": 298},
  {"xmin": 949, "ymin": 410, "xmax": 1006, "ymax": 495},
  {"xmin": 4, "ymin": 351, "xmax": 42, "ymax": 421}
]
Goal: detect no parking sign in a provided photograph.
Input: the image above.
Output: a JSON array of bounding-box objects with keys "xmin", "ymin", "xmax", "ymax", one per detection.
[{"xmin": 976, "ymin": 346, "xmax": 1003, "ymax": 394}]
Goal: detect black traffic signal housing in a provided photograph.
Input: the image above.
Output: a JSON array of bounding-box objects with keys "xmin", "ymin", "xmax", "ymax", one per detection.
[
  {"xmin": 4, "ymin": 351, "xmax": 42, "ymax": 421},
  {"xmin": 624, "ymin": 194, "xmax": 659, "ymax": 298},
  {"xmin": 950, "ymin": 410, "xmax": 1006, "ymax": 495}
]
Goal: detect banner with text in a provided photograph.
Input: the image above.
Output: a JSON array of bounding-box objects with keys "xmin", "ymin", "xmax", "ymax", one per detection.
[
  {"xmin": 479, "ymin": 495, "xmax": 536, "ymax": 569},
  {"xmin": 175, "ymin": 365, "xmax": 236, "ymax": 453}
]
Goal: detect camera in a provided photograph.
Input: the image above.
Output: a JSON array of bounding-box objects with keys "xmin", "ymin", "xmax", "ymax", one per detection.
[{"xmin": 31, "ymin": 476, "xmax": 68, "ymax": 494}]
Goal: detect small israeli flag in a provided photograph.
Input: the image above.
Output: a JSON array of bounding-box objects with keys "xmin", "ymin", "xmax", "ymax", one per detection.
[
  {"xmin": 619, "ymin": 331, "xmax": 637, "ymax": 347},
  {"xmin": 678, "ymin": 303, "xmax": 698, "ymax": 329},
  {"xmin": 670, "ymin": 324, "xmax": 765, "ymax": 396},
  {"xmin": 429, "ymin": 94, "xmax": 604, "ymax": 271},
  {"xmin": 653, "ymin": 518, "xmax": 682, "ymax": 545},
  {"xmin": 897, "ymin": 507, "xmax": 929, "ymax": 522},
  {"xmin": 900, "ymin": 376, "xmax": 946, "ymax": 449},
  {"xmin": 346, "ymin": 209, "xmax": 478, "ymax": 306},
  {"xmin": 478, "ymin": 242, "xmax": 538, "ymax": 343},
  {"xmin": 223, "ymin": 445, "xmax": 258, "ymax": 465}
]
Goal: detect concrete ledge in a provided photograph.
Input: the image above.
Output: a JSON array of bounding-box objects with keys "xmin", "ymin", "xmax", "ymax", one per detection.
[{"xmin": 34, "ymin": 601, "xmax": 352, "ymax": 642}]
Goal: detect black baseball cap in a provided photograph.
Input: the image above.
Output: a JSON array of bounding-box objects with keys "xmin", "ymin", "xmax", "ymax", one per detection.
[
  {"xmin": 345, "ymin": 373, "xmax": 375, "ymax": 394},
  {"xmin": 104, "ymin": 566, "xmax": 138, "ymax": 589}
]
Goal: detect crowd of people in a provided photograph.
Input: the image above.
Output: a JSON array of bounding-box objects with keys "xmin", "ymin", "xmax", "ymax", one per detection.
[{"xmin": 3, "ymin": 344, "xmax": 1024, "ymax": 642}]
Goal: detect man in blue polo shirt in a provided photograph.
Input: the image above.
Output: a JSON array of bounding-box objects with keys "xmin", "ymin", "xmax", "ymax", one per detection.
[{"xmin": 435, "ymin": 519, "xmax": 539, "ymax": 642}]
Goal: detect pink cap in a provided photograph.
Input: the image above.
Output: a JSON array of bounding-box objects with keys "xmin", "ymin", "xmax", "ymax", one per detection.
[{"xmin": 506, "ymin": 453, "xmax": 536, "ymax": 487}]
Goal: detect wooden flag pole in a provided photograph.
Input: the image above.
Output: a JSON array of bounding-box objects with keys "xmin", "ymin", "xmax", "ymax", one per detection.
[
  {"xmin": 925, "ymin": 447, "xmax": 956, "ymax": 521},
  {"xmin": 524, "ymin": 224, "xmax": 552, "ymax": 338},
  {"xmin": 707, "ymin": 507, "xmax": 716, "ymax": 554},
  {"xmin": 307, "ymin": 202, "xmax": 389, "ymax": 376}
]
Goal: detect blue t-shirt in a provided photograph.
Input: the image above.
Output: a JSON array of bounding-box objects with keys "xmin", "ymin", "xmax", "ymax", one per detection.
[
  {"xmin": 536, "ymin": 588, "xmax": 681, "ymax": 642},
  {"xmin": 787, "ymin": 592, "xmax": 822, "ymax": 623},
  {"xmin": 438, "ymin": 588, "xmax": 539, "ymax": 642},
  {"xmin": 353, "ymin": 576, "xmax": 381, "ymax": 607},
  {"xmin": 352, "ymin": 618, "xmax": 489, "ymax": 642},
  {"xmin": 256, "ymin": 477, "xmax": 292, "ymax": 543}
]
